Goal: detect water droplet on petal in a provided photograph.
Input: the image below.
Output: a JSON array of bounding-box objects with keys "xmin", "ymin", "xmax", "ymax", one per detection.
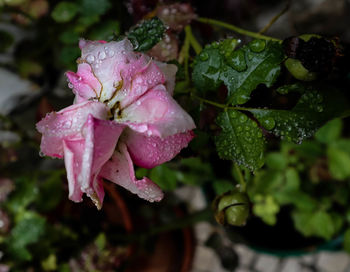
[
  {"xmin": 98, "ymin": 51, "xmax": 106, "ymax": 60},
  {"xmin": 86, "ymin": 54, "xmax": 95, "ymax": 64}
]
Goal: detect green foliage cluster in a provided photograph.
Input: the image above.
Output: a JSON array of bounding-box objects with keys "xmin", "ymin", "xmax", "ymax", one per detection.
[{"xmin": 246, "ymin": 119, "xmax": 350, "ymax": 243}]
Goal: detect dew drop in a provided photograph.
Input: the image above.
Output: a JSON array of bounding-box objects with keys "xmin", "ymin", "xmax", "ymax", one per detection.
[
  {"xmin": 86, "ymin": 54, "xmax": 95, "ymax": 64},
  {"xmin": 227, "ymin": 49, "xmax": 247, "ymax": 72},
  {"xmin": 261, "ymin": 117, "xmax": 276, "ymax": 130},
  {"xmin": 98, "ymin": 51, "xmax": 106, "ymax": 60},
  {"xmin": 236, "ymin": 95, "xmax": 249, "ymax": 105},
  {"xmin": 239, "ymin": 114, "xmax": 247, "ymax": 123},
  {"xmin": 249, "ymin": 39, "xmax": 266, "ymax": 53},
  {"xmin": 199, "ymin": 52, "xmax": 209, "ymax": 61}
]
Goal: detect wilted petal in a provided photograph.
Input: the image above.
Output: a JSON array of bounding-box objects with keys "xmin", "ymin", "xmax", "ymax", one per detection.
[
  {"xmin": 100, "ymin": 142, "xmax": 163, "ymax": 202},
  {"xmin": 118, "ymin": 85, "xmax": 195, "ymax": 137},
  {"xmin": 66, "ymin": 63, "xmax": 102, "ymax": 101},
  {"xmin": 125, "ymin": 129, "xmax": 194, "ymax": 168},
  {"xmin": 36, "ymin": 101, "xmax": 108, "ymax": 158}
]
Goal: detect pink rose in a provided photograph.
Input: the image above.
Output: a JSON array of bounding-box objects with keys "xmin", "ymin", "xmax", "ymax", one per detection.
[{"xmin": 36, "ymin": 39, "xmax": 195, "ymax": 209}]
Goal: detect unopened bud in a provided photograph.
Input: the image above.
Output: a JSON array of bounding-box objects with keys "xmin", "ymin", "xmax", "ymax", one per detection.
[{"xmin": 213, "ymin": 189, "xmax": 250, "ymax": 226}]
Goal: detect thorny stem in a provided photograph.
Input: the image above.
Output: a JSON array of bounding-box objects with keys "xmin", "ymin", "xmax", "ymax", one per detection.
[
  {"xmin": 233, "ymin": 162, "xmax": 246, "ymax": 192},
  {"xmin": 185, "ymin": 25, "xmax": 202, "ymax": 54},
  {"xmin": 259, "ymin": 2, "xmax": 290, "ymax": 34},
  {"xmin": 196, "ymin": 17, "xmax": 282, "ymax": 42}
]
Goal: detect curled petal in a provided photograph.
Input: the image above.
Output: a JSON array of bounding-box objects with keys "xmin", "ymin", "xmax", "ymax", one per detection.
[
  {"xmin": 62, "ymin": 115, "xmax": 125, "ymax": 208},
  {"xmin": 66, "ymin": 63, "xmax": 102, "ymax": 102},
  {"xmin": 100, "ymin": 142, "xmax": 163, "ymax": 202},
  {"xmin": 63, "ymin": 139, "xmax": 84, "ymax": 202},
  {"xmin": 125, "ymin": 129, "xmax": 194, "ymax": 168},
  {"xmin": 118, "ymin": 85, "xmax": 195, "ymax": 137},
  {"xmin": 36, "ymin": 101, "xmax": 108, "ymax": 158}
]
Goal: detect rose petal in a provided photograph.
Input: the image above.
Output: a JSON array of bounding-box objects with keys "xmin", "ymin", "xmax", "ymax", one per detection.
[
  {"xmin": 63, "ymin": 115, "xmax": 125, "ymax": 208},
  {"xmin": 107, "ymin": 58, "xmax": 166, "ymax": 109},
  {"xmin": 100, "ymin": 142, "xmax": 163, "ymax": 202},
  {"xmin": 125, "ymin": 129, "xmax": 194, "ymax": 168},
  {"xmin": 66, "ymin": 63, "xmax": 102, "ymax": 101},
  {"xmin": 63, "ymin": 139, "xmax": 84, "ymax": 202},
  {"xmin": 117, "ymin": 84, "xmax": 195, "ymax": 137},
  {"xmin": 80, "ymin": 39, "xmax": 138, "ymax": 103},
  {"xmin": 36, "ymin": 101, "xmax": 108, "ymax": 158}
]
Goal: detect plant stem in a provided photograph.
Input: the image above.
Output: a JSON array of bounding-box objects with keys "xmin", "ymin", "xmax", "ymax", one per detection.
[
  {"xmin": 233, "ymin": 162, "xmax": 246, "ymax": 192},
  {"xmin": 179, "ymin": 29, "xmax": 191, "ymax": 82},
  {"xmin": 191, "ymin": 93, "xmax": 257, "ymax": 112},
  {"xmin": 185, "ymin": 25, "xmax": 202, "ymax": 54},
  {"xmin": 196, "ymin": 17, "xmax": 281, "ymax": 42},
  {"xmin": 259, "ymin": 2, "xmax": 290, "ymax": 34}
]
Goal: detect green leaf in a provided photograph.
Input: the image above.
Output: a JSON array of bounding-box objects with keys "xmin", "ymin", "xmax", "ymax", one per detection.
[
  {"xmin": 292, "ymin": 210, "xmax": 335, "ymax": 240},
  {"xmin": 149, "ymin": 164, "xmax": 178, "ymax": 191},
  {"xmin": 127, "ymin": 17, "xmax": 166, "ymax": 52},
  {"xmin": 212, "ymin": 179, "xmax": 236, "ymax": 195},
  {"xmin": 250, "ymin": 169, "xmax": 284, "ymax": 195},
  {"xmin": 315, "ymin": 119, "xmax": 342, "ymax": 143},
  {"xmin": 176, "ymin": 158, "xmax": 212, "ymax": 186},
  {"xmin": 6, "ymin": 212, "xmax": 46, "ymax": 261},
  {"xmin": 193, "ymin": 39, "xmax": 284, "ymax": 105},
  {"xmin": 252, "ymin": 195, "xmax": 280, "ymax": 225},
  {"xmin": 79, "ymin": 0, "xmax": 111, "ymax": 16},
  {"xmin": 265, "ymin": 152, "xmax": 287, "ymax": 170},
  {"xmin": 51, "ymin": 2, "xmax": 79, "ymax": 23},
  {"xmin": 215, "ymin": 110, "xmax": 264, "ymax": 170},
  {"xmin": 250, "ymin": 87, "xmax": 349, "ymax": 143},
  {"xmin": 327, "ymin": 146, "xmax": 350, "ymax": 180},
  {"xmin": 344, "ymin": 228, "xmax": 350, "ymax": 253},
  {"xmin": 5, "ymin": 176, "xmax": 38, "ymax": 214}
]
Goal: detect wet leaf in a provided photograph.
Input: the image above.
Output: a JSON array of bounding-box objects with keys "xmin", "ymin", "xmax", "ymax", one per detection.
[
  {"xmin": 127, "ymin": 17, "xmax": 166, "ymax": 52},
  {"xmin": 192, "ymin": 39, "xmax": 284, "ymax": 105},
  {"xmin": 315, "ymin": 118, "xmax": 342, "ymax": 143},
  {"xmin": 292, "ymin": 210, "xmax": 336, "ymax": 240},
  {"xmin": 249, "ymin": 87, "xmax": 349, "ymax": 143},
  {"xmin": 215, "ymin": 110, "xmax": 264, "ymax": 170}
]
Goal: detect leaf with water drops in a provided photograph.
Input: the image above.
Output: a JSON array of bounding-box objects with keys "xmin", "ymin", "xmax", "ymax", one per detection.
[
  {"xmin": 249, "ymin": 86, "xmax": 349, "ymax": 143},
  {"xmin": 127, "ymin": 17, "xmax": 166, "ymax": 52},
  {"xmin": 192, "ymin": 39, "xmax": 284, "ymax": 105},
  {"xmin": 192, "ymin": 38, "xmax": 240, "ymax": 93},
  {"xmin": 215, "ymin": 110, "xmax": 265, "ymax": 170}
]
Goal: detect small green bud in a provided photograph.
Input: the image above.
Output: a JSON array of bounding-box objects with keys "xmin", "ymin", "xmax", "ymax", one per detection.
[
  {"xmin": 284, "ymin": 58, "xmax": 317, "ymax": 81},
  {"xmin": 213, "ymin": 189, "xmax": 250, "ymax": 226}
]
